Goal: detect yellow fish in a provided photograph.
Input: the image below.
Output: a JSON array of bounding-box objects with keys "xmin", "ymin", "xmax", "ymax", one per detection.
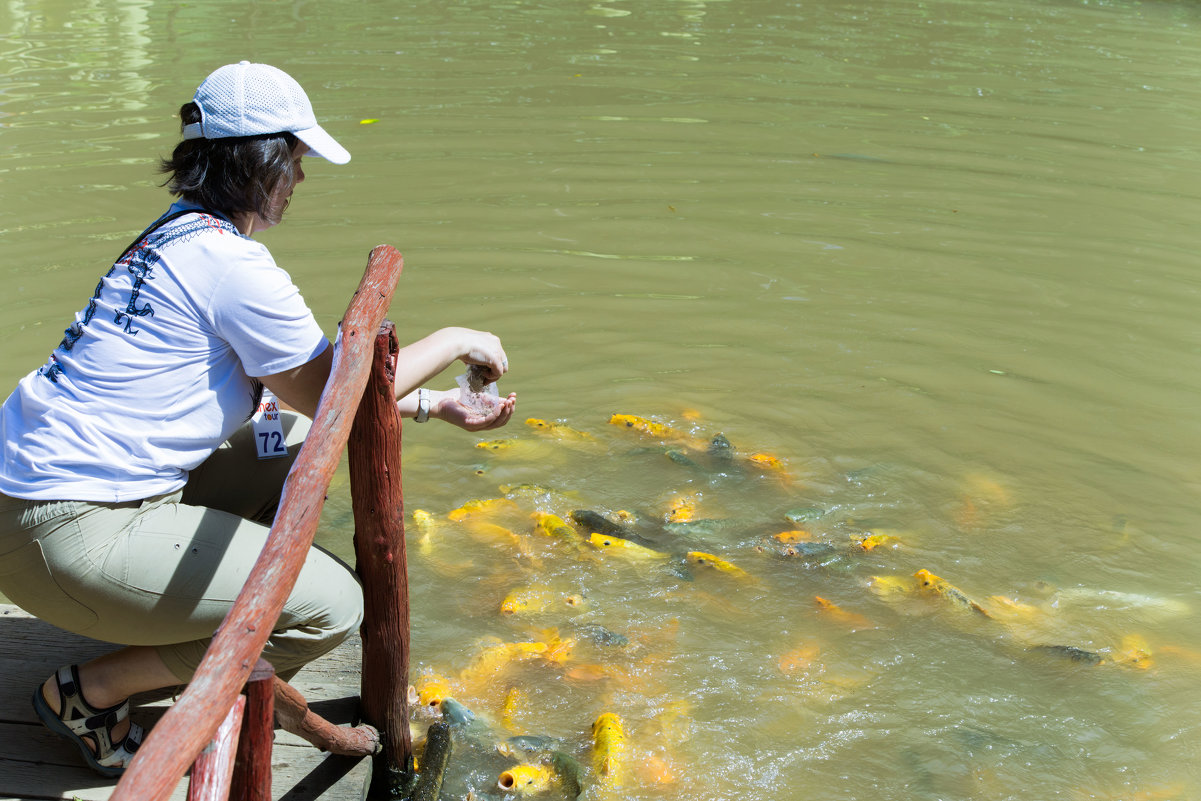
[
  {"xmin": 448, "ymin": 497, "xmax": 519, "ymax": 522},
  {"xmin": 501, "ymin": 685, "xmax": 529, "ymax": 734},
  {"xmin": 531, "ymin": 512, "xmax": 583, "ymax": 543},
  {"xmin": 592, "ymin": 712, "xmax": 626, "ymax": 789},
  {"xmin": 588, "ymin": 532, "xmax": 669, "ymax": 561},
  {"xmin": 685, "ymin": 551, "xmax": 750, "ymax": 578},
  {"xmin": 852, "ymin": 532, "xmax": 900, "ymax": 551},
  {"xmin": 664, "ymin": 494, "xmax": 699, "ymax": 523},
  {"xmin": 414, "ymin": 673, "xmax": 453, "ymax": 709},
  {"xmin": 525, "ymin": 417, "xmax": 596, "ymax": 441},
  {"xmin": 914, "ymin": 569, "xmax": 991, "ymax": 617},
  {"xmin": 498, "ymin": 763, "xmax": 554, "ymax": 794},
  {"xmin": 1111, "ymin": 634, "xmax": 1153, "ymax": 670},
  {"xmin": 476, "ymin": 438, "xmax": 520, "ymax": 451},
  {"xmin": 774, "ymin": 529, "xmax": 812, "ymax": 544},
  {"xmin": 500, "ymin": 586, "xmax": 554, "ymax": 616},
  {"xmin": 460, "ymin": 640, "xmax": 549, "ymax": 687},
  {"xmin": 867, "ymin": 574, "xmax": 917, "ymax": 597},
  {"xmin": 746, "ymin": 452, "xmax": 786, "ymax": 472}
]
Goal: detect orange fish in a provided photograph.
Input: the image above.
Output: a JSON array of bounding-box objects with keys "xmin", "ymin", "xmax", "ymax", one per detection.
[
  {"xmin": 778, "ymin": 642, "xmax": 821, "ymax": 674},
  {"xmin": 814, "ymin": 596, "xmax": 874, "ymax": 630}
]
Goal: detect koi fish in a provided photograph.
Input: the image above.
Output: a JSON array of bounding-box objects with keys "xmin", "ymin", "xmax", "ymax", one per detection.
[
  {"xmin": 851, "ymin": 532, "xmax": 901, "ymax": 551},
  {"xmin": 774, "ymin": 529, "xmax": 812, "ymax": 544},
  {"xmin": 525, "ymin": 417, "xmax": 596, "ymax": 441},
  {"xmin": 501, "ymin": 685, "xmax": 528, "ymax": 734},
  {"xmin": 608, "ymin": 413, "xmax": 685, "ymax": 439},
  {"xmin": 588, "ymin": 532, "xmax": 669, "ymax": 561},
  {"xmin": 498, "ymin": 763, "xmax": 554, "ymax": 794},
  {"xmin": 414, "ymin": 673, "xmax": 454, "ymax": 708},
  {"xmin": 500, "ymin": 586, "xmax": 554, "ymax": 616},
  {"xmin": 914, "ymin": 569, "xmax": 991, "ymax": 617},
  {"xmin": 1111, "ymin": 634, "xmax": 1153, "ymax": 670},
  {"xmin": 746, "ymin": 452, "xmax": 787, "ymax": 473},
  {"xmin": 448, "ymin": 497, "xmax": 519, "ymax": 522},
  {"xmin": 664, "ymin": 494, "xmax": 699, "ymax": 523},
  {"xmin": 814, "ymin": 596, "xmax": 874, "ymax": 630},
  {"xmin": 460, "ymin": 640, "xmax": 549, "ymax": 687},
  {"xmin": 531, "ymin": 512, "xmax": 583, "ymax": 543},
  {"xmin": 778, "ymin": 641, "xmax": 821, "ymax": 674},
  {"xmin": 571, "ymin": 509, "xmax": 634, "ymax": 539},
  {"xmin": 685, "ymin": 551, "xmax": 750, "ymax": 578},
  {"xmin": 868, "ymin": 574, "xmax": 918, "ymax": 597},
  {"xmin": 592, "ymin": 712, "xmax": 626, "ymax": 789}
]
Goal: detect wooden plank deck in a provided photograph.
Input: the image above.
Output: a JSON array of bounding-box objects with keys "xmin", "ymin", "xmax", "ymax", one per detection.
[{"xmin": 0, "ymin": 604, "xmax": 371, "ymax": 801}]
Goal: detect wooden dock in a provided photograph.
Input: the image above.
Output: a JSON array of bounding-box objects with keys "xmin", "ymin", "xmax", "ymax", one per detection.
[{"xmin": 0, "ymin": 604, "xmax": 371, "ymax": 801}]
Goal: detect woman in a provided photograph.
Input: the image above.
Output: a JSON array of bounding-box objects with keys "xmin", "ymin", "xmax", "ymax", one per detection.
[{"xmin": 0, "ymin": 61, "xmax": 516, "ymax": 776}]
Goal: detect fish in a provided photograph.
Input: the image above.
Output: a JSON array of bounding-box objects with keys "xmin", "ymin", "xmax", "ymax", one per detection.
[
  {"xmin": 497, "ymin": 763, "xmax": 554, "ymax": 794},
  {"xmin": 774, "ymin": 529, "xmax": 812, "ymax": 544},
  {"xmin": 914, "ymin": 569, "xmax": 991, "ymax": 617},
  {"xmin": 814, "ymin": 595, "xmax": 874, "ymax": 630},
  {"xmin": 851, "ymin": 532, "xmax": 901, "ymax": 551},
  {"xmin": 1111, "ymin": 634, "xmax": 1153, "ymax": 670},
  {"xmin": 438, "ymin": 697, "xmax": 477, "ymax": 726},
  {"xmin": 501, "ymin": 685, "xmax": 528, "ymax": 734},
  {"xmin": 746, "ymin": 452, "xmax": 787, "ymax": 473},
  {"xmin": 448, "ymin": 497, "xmax": 519, "ymax": 522},
  {"xmin": 778, "ymin": 641, "xmax": 821, "ymax": 674},
  {"xmin": 685, "ymin": 551, "xmax": 750, "ymax": 579},
  {"xmin": 1028, "ymin": 644, "xmax": 1104, "ymax": 666},
  {"xmin": 592, "ymin": 712, "xmax": 626, "ymax": 789},
  {"xmin": 476, "ymin": 438, "xmax": 520, "ymax": 451},
  {"xmin": 531, "ymin": 512, "xmax": 584, "ymax": 544},
  {"xmin": 588, "ymin": 532, "xmax": 669, "ymax": 561},
  {"xmin": 570, "ymin": 509, "xmax": 633, "ymax": 538},
  {"xmin": 414, "ymin": 673, "xmax": 454, "ymax": 708},
  {"xmin": 867, "ymin": 574, "xmax": 918, "ymax": 597},
  {"xmin": 459, "ymin": 640, "xmax": 549, "ymax": 687},
  {"xmin": 500, "ymin": 586, "xmax": 554, "ymax": 616},
  {"xmin": 664, "ymin": 493, "xmax": 701, "ymax": 523},
  {"xmin": 608, "ymin": 413, "xmax": 687, "ymax": 440},
  {"xmin": 525, "ymin": 417, "xmax": 596, "ymax": 442}
]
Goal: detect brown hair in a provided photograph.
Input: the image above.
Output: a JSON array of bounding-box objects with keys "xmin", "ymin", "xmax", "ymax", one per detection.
[{"xmin": 159, "ymin": 102, "xmax": 300, "ymax": 226}]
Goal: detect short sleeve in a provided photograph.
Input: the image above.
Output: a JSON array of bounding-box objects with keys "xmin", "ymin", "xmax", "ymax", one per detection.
[{"xmin": 207, "ymin": 247, "xmax": 329, "ymax": 377}]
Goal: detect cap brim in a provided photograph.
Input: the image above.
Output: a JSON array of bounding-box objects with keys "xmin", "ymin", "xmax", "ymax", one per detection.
[{"xmin": 294, "ymin": 124, "xmax": 350, "ymax": 165}]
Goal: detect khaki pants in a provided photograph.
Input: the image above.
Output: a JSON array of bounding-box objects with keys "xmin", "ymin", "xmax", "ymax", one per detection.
[{"xmin": 0, "ymin": 413, "xmax": 362, "ymax": 682}]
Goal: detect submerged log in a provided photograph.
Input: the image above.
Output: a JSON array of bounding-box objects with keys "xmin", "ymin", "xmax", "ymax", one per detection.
[{"xmin": 349, "ymin": 321, "xmax": 416, "ymax": 796}]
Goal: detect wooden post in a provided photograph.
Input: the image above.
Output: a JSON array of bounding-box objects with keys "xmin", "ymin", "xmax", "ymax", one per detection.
[
  {"xmin": 185, "ymin": 694, "xmax": 245, "ymax": 801},
  {"xmin": 229, "ymin": 659, "xmax": 275, "ymax": 801},
  {"xmin": 348, "ymin": 322, "xmax": 415, "ymax": 797}
]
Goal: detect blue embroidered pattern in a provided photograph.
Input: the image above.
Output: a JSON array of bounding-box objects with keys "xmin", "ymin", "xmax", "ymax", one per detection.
[{"xmin": 40, "ymin": 212, "xmax": 242, "ymax": 383}]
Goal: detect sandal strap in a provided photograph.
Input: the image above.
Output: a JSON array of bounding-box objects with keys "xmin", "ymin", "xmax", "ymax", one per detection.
[
  {"xmin": 53, "ymin": 665, "xmax": 130, "ymax": 741},
  {"xmin": 94, "ymin": 721, "xmax": 143, "ymax": 769}
]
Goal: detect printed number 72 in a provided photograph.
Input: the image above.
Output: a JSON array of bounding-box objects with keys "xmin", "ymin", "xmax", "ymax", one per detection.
[{"xmin": 258, "ymin": 431, "xmax": 286, "ymax": 454}]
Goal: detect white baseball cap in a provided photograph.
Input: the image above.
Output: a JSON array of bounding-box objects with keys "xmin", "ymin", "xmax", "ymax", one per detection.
[{"xmin": 181, "ymin": 61, "xmax": 350, "ymax": 165}]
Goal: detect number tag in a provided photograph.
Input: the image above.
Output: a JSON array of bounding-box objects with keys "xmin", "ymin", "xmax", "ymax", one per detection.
[{"xmin": 251, "ymin": 389, "xmax": 288, "ymax": 460}]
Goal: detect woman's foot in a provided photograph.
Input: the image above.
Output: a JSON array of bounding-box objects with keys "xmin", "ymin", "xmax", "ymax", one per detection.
[{"xmin": 33, "ymin": 665, "xmax": 143, "ymax": 777}]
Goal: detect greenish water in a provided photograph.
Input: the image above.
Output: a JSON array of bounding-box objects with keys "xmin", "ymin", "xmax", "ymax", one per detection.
[{"xmin": 3, "ymin": 0, "xmax": 1200, "ymax": 798}]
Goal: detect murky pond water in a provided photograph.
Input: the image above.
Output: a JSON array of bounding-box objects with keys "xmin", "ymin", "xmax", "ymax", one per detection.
[{"xmin": 3, "ymin": 0, "xmax": 1200, "ymax": 798}]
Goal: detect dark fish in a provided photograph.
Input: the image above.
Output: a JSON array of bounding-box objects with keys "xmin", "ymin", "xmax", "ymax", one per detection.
[{"xmin": 1028, "ymin": 644, "xmax": 1103, "ymax": 665}]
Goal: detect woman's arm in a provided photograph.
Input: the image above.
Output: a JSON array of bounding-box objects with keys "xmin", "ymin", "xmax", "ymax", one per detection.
[{"xmin": 262, "ymin": 327, "xmax": 515, "ymax": 428}]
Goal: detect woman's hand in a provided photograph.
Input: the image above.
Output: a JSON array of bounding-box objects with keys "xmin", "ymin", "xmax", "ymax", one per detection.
[
  {"xmin": 454, "ymin": 328, "xmax": 509, "ymax": 382},
  {"xmin": 430, "ymin": 390, "xmax": 517, "ymax": 431}
]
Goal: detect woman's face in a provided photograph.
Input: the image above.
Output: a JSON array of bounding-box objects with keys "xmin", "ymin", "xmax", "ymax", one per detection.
[{"xmin": 240, "ymin": 140, "xmax": 308, "ymax": 236}]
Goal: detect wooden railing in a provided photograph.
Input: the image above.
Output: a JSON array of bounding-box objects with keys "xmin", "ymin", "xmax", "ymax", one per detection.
[{"xmin": 112, "ymin": 245, "xmax": 405, "ymax": 801}]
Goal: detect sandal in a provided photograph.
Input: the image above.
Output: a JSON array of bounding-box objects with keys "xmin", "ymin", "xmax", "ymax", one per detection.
[{"xmin": 32, "ymin": 664, "xmax": 144, "ymax": 778}]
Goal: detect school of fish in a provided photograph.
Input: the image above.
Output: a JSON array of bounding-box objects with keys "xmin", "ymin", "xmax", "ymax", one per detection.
[{"xmin": 396, "ymin": 412, "xmax": 1191, "ymax": 799}]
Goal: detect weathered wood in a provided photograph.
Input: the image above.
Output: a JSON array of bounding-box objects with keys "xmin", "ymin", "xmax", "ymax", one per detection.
[
  {"xmin": 0, "ymin": 604, "xmax": 373, "ymax": 801},
  {"xmin": 273, "ymin": 676, "xmax": 380, "ymax": 756},
  {"xmin": 186, "ymin": 694, "xmax": 245, "ymax": 801},
  {"xmin": 349, "ymin": 323, "xmax": 415, "ymax": 793},
  {"xmin": 230, "ymin": 660, "xmax": 275, "ymax": 801},
  {"xmin": 111, "ymin": 245, "xmax": 404, "ymax": 801}
]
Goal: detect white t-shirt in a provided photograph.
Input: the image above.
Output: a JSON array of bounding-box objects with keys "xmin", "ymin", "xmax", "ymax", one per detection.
[{"xmin": 0, "ymin": 203, "xmax": 329, "ymax": 502}]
